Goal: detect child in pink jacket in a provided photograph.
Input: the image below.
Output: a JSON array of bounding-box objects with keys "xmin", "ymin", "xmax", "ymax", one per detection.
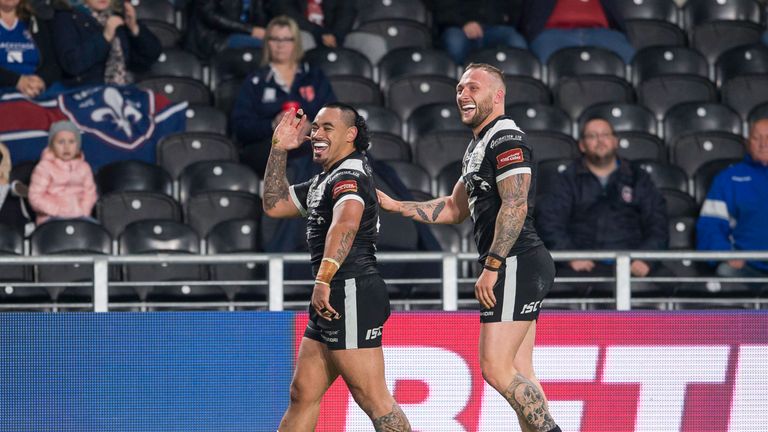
[{"xmin": 29, "ymin": 121, "xmax": 98, "ymax": 224}]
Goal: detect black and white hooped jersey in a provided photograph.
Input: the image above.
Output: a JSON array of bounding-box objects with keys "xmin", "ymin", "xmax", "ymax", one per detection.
[
  {"xmin": 460, "ymin": 115, "xmax": 543, "ymax": 260},
  {"xmin": 289, "ymin": 152, "xmax": 380, "ymax": 279}
]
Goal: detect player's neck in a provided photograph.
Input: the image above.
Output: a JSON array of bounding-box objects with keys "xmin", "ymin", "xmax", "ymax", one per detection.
[
  {"xmin": 471, "ymin": 110, "xmax": 504, "ymax": 138},
  {"xmin": 322, "ymin": 149, "xmax": 355, "ymax": 172}
]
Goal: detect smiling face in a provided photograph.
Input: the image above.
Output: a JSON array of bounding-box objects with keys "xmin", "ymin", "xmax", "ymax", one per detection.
[
  {"xmin": 50, "ymin": 130, "xmax": 79, "ymax": 161},
  {"xmin": 456, "ymin": 66, "xmax": 505, "ymax": 134},
  {"xmin": 310, "ymin": 107, "xmax": 356, "ymax": 170}
]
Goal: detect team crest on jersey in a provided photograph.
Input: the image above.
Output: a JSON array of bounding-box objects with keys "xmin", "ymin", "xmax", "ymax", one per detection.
[
  {"xmin": 621, "ymin": 186, "xmax": 633, "ymax": 203},
  {"xmin": 332, "ymin": 180, "xmax": 358, "ymax": 199},
  {"xmin": 496, "ymin": 148, "xmax": 523, "ymax": 169}
]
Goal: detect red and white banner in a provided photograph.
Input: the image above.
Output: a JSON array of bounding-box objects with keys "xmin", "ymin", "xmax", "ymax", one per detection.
[{"xmin": 295, "ymin": 312, "xmax": 768, "ymax": 431}]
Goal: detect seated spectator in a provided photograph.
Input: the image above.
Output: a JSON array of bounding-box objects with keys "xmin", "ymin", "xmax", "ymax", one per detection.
[
  {"xmin": 536, "ymin": 117, "xmax": 669, "ymax": 295},
  {"xmin": 53, "ymin": 0, "xmax": 161, "ymax": 87},
  {"xmin": 0, "ymin": 0, "xmax": 62, "ymax": 98},
  {"xmin": 187, "ymin": 0, "xmax": 269, "ymax": 58},
  {"xmin": 519, "ymin": 0, "xmax": 635, "ymax": 64},
  {"xmin": 428, "ymin": 0, "xmax": 527, "ymax": 65},
  {"xmin": 28, "ymin": 121, "xmax": 97, "ymax": 224},
  {"xmin": 271, "ymin": 0, "xmax": 355, "ymax": 48},
  {"xmin": 697, "ymin": 118, "xmax": 768, "ymax": 284},
  {"xmin": 232, "ymin": 15, "xmax": 335, "ymax": 176}
]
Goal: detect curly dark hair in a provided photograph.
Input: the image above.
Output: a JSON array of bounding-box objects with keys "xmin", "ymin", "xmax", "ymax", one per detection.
[{"xmin": 322, "ymin": 102, "xmax": 371, "ymax": 152}]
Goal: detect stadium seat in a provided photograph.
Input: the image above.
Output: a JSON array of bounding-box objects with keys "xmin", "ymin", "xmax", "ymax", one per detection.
[
  {"xmin": 178, "ymin": 161, "xmax": 259, "ymax": 204},
  {"xmin": 661, "ymin": 189, "xmax": 698, "ymax": 218},
  {"xmin": 671, "ymin": 132, "xmax": 746, "ymax": 178},
  {"xmin": 625, "ymin": 20, "xmax": 687, "ymax": 49},
  {"xmin": 615, "ymin": 132, "xmax": 666, "ymax": 161},
  {"xmin": 465, "ymin": 47, "xmax": 542, "ymax": 80},
  {"xmin": 356, "ymin": 19, "xmax": 432, "ymax": 50},
  {"xmin": 213, "ymin": 78, "xmax": 243, "ymax": 113},
  {"xmin": 690, "ymin": 21, "xmax": 764, "ymax": 65},
  {"xmin": 507, "ymin": 103, "xmax": 572, "ymax": 136},
  {"xmin": 748, "ymin": 102, "xmax": 768, "ymax": 124},
  {"xmin": 525, "ymin": 132, "xmax": 578, "ymax": 163},
  {"xmin": 410, "ymin": 224, "xmax": 462, "ymax": 299},
  {"xmin": 406, "ymin": 102, "xmax": 464, "ymax": 144},
  {"xmin": 637, "ymin": 75, "xmax": 716, "ymax": 120},
  {"xmin": 413, "ymin": 131, "xmax": 472, "ymax": 179},
  {"xmin": 555, "ymin": 76, "xmax": 634, "ymax": 120},
  {"xmin": 96, "ymin": 191, "xmax": 181, "ymax": 238},
  {"xmin": 631, "ymin": 46, "xmax": 709, "ymax": 85},
  {"xmin": 682, "ymin": 0, "xmax": 763, "ymax": 29},
  {"xmin": 303, "ymin": 47, "xmax": 374, "ymax": 80},
  {"xmin": 715, "ymin": 44, "xmax": 768, "ymax": 86},
  {"xmin": 668, "ymin": 216, "xmax": 697, "ymax": 250},
  {"xmin": 386, "ymin": 75, "xmax": 457, "ymax": 121},
  {"xmin": 503, "ymin": 76, "xmax": 551, "ymax": 105},
  {"xmin": 692, "ymin": 158, "xmax": 741, "ymax": 204},
  {"xmin": 210, "ymin": 47, "xmax": 262, "ymax": 89},
  {"xmin": 139, "ymin": 48, "xmax": 204, "ymax": 81},
  {"xmin": 436, "ymin": 160, "xmax": 462, "ymax": 197},
  {"xmin": 635, "ymin": 160, "xmax": 689, "ymax": 193},
  {"xmin": 329, "ymin": 76, "xmax": 382, "ymax": 105},
  {"xmin": 142, "ymin": 20, "xmax": 181, "ymax": 48},
  {"xmin": 185, "ymin": 191, "xmax": 262, "ymax": 237},
  {"xmin": 578, "ymin": 102, "xmax": 658, "ymax": 136},
  {"xmin": 384, "ymin": 161, "xmax": 432, "ymax": 196},
  {"xmin": 119, "ymin": 220, "xmax": 209, "ymax": 301},
  {"xmin": 0, "ymin": 224, "xmax": 34, "ymax": 299},
  {"xmin": 721, "ymin": 75, "xmax": 768, "ymax": 120},
  {"xmin": 133, "ymin": 0, "xmax": 175, "ymax": 25},
  {"xmin": 357, "ymin": 0, "xmax": 430, "ymax": 25},
  {"xmin": 368, "ymin": 133, "xmax": 411, "ymax": 161},
  {"xmin": 96, "ymin": 160, "xmax": 173, "ymax": 196},
  {"xmin": 356, "ymin": 104, "xmax": 402, "ymax": 137},
  {"xmin": 663, "ymin": 102, "xmax": 742, "ymax": 146},
  {"xmin": 206, "ymin": 218, "xmax": 266, "ymax": 301},
  {"xmin": 547, "ymin": 47, "xmax": 626, "ymax": 88},
  {"xmin": 137, "ymin": 76, "xmax": 211, "ymax": 105},
  {"xmin": 157, "ymin": 132, "xmax": 238, "ymax": 179},
  {"xmin": 184, "ymin": 105, "xmax": 228, "ymax": 135},
  {"xmin": 378, "ymin": 48, "xmax": 458, "ymax": 89},
  {"xmin": 536, "ymin": 159, "xmax": 573, "ymax": 197},
  {"xmin": 343, "ymin": 31, "xmax": 388, "ymax": 65}
]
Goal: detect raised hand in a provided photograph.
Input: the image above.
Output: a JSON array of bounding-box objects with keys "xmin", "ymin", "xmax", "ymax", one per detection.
[{"xmin": 272, "ymin": 108, "xmax": 308, "ymax": 151}]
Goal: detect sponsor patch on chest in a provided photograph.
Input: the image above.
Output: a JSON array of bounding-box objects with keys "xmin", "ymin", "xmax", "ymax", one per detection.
[
  {"xmin": 496, "ymin": 148, "xmax": 524, "ymax": 169},
  {"xmin": 332, "ymin": 180, "xmax": 358, "ymax": 199}
]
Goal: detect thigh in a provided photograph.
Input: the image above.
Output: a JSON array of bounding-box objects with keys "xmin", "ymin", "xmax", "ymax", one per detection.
[
  {"xmin": 479, "ymin": 320, "xmax": 533, "ymax": 371},
  {"xmin": 291, "ymin": 337, "xmax": 340, "ymax": 398},
  {"xmin": 582, "ymin": 28, "xmax": 636, "ymax": 63},
  {"xmin": 329, "ymin": 345, "xmax": 387, "ymax": 393},
  {"xmin": 482, "ymin": 25, "xmax": 527, "ymax": 49},
  {"xmin": 530, "ymin": 29, "xmax": 580, "ymax": 63},
  {"xmin": 226, "ymin": 34, "xmax": 263, "ymax": 49}
]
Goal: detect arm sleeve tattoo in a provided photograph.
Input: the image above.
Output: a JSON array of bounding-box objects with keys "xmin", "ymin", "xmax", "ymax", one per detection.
[
  {"xmin": 263, "ymin": 147, "xmax": 290, "ymax": 211},
  {"xmin": 488, "ymin": 173, "xmax": 530, "ymax": 258}
]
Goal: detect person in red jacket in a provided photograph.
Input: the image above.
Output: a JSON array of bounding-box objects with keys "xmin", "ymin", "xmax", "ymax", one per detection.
[{"xmin": 28, "ymin": 121, "xmax": 97, "ymax": 224}]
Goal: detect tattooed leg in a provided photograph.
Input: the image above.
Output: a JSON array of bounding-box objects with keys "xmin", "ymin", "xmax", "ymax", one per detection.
[
  {"xmin": 503, "ymin": 373, "xmax": 557, "ymax": 432},
  {"xmin": 372, "ymin": 403, "xmax": 412, "ymax": 432}
]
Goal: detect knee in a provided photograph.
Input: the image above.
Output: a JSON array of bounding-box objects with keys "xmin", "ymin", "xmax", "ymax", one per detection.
[
  {"xmin": 288, "ymin": 380, "xmax": 322, "ymax": 407},
  {"xmin": 512, "ymin": 359, "xmax": 536, "ymax": 381},
  {"xmin": 480, "ymin": 360, "xmax": 518, "ymax": 393}
]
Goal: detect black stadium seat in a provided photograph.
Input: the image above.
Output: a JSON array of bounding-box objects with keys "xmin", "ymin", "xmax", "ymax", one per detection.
[
  {"xmin": 503, "ymin": 76, "xmax": 551, "ymax": 106},
  {"xmin": 663, "ymin": 102, "xmax": 742, "ymax": 146},
  {"xmin": 507, "ymin": 103, "xmax": 572, "ymax": 136},
  {"xmin": 206, "ymin": 218, "xmax": 265, "ymax": 301},
  {"xmin": 555, "ymin": 76, "xmax": 634, "ymax": 120},
  {"xmin": 178, "ymin": 161, "xmax": 259, "ymax": 204},
  {"xmin": 356, "ymin": 0, "xmax": 430, "ymax": 25},
  {"xmin": 185, "ymin": 191, "xmax": 262, "ymax": 237},
  {"xmin": 96, "ymin": 160, "xmax": 173, "ymax": 196},
  {"xmin": 303, "ymin": 47, "xmax": 374, "ymax": 80},
  {"xmin": 413, "ymin": 131, "xmax": 472, "ymax": 179},
  {"xmin": 329, "ymin": 76, "xmax": 382, "ymax": 105},
  {"xmin": 526, "ymin": 131, "xmax": 578, "ymax": 163},
  {"xmin": 671, "ymin": 132, "xmax": 746, "ymax": 178},
  {"xmin": 693, "ymin": 158, "xmax": 741, "ymax": 204},
  {"xmin": 378, "ymin": 48, "xmax": 457, "ymax": 90},
  {"xmin": 579, "ymin": 102, "xmax": 658, "ymax": 136},
  {"xmin": 716, "ymin": 44, "xmax": 768, "ymax": 86},
  {"xmin": 137, "ymin": 76, "xmax": 211, "ymax": 105},
  {"xmin": 631, "ymin": 46, "xmax": 709, "ymax": 85},
  {"xmin": 385, "ymin": 161, "xmax": 432, "ymax": 196},
  {"xmin": 406, "ymin": 102, "xmax": 464, "ymax": 144},
  {"xmin": 436, "ymin": 160, "xmax": 462, "ymax": 197},
  {"xmin": 637, "ymin": 75, "xmax": 716, "ymax": 120},
  {"xmin": 615, "ymin": 132, "xmax": 666, "ymax": 161},
  {"xmin": 0, "ymin": 224, "xmax": 33, "ymax": 298},
  {"xmin": 386, "ymin": 75, "xmax": 457, "ymax": 121},
  {"xmin": 690, "ymin": 21, "xmax": 764, "ymax": 65},
  {"xmin": 625, "ymin": 20, "xmax": 687, "ymax": 49},
  {"xmin": 635, "ymin": 160, "xmax": 689, "ymax": 193},
  {"xmin": 133, "ymin": 0, "xmax": 175, "ymax": 25},
  {"xmin": 139, "ymin": 48, "xmax": 204, "ymax": 81},
  {"xmin": 356, "ymin": 19, "xmax": 432, "ymax": 50},
  {"xmin": 466, "ymin": 47, "xmax": 542, "ymax": 80},
  {"xmin": 210, "ymin": 47, "xmax": 262, "ymax": 89},
  {"xmin": 615, "ymin": 0, "xmax": 680, "ymax": 23},
  {"xmin": 662, "ymin": 189, "xmax": 698, "ymax": 218},
  {"xmin": 356, "ymin": 104, "xmax": 402, "ymax": 137},
  {"xmin": 668, "ymin": 216, "xmax": 697, "ymax": 250},
  {"xmin": 547, "ymin": 47, "xmax": 626, "ymax": 88},
  {"xmin": 142, "ymin": 20, "xmax": 181, "ymax": 48},
  {"xmin": 96, "ymin": 191, "xmax": 181, "ymax": 238},
  {"xmin": 682, "ymin": 0, "xmax": 763, "ymax": 29},
  {"xmin": 721, "ymin": 75, "xmax": 768, "ymax": 120},
  {"xmin": 184, "ymin": 105, "xmax": 228, "ymax": 135},
  {"xmin": 157, "ymin": 132, "xmax": 238, "ymax": 179},
  {"xmin": 368, "ymin": 133, "xmax": 412, "ymax": 162}
]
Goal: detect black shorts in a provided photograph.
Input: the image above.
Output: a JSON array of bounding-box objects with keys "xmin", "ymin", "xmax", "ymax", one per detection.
[
  {"xmin": 480, "ymin": 245, "xmax": 555, "ymax": 323},
  {"xmin": 304, "ymin": 273, "xmax": 391, "ymax": 350}
]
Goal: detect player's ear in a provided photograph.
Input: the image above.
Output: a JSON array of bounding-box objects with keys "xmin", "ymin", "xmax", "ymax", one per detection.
[
  {"xmin": 494, "ymin": 87, "xmax": 505, "ymax": 105},
  {"xmin": 346, "ymin": 126, "xmax": 358, "ymax": 144}
]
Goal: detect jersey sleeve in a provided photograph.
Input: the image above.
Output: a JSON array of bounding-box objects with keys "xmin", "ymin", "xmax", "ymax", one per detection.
[
  {"xmin": 328, "ymin": 169, "xmax": 367, "ymax": 210},
  {"xmin": 289, "ymin": 179, "xmax": 312, "ymax": 217},
  {"xmin": 486, "ymin": 129, "xmax": 533, "ymax": 183}
]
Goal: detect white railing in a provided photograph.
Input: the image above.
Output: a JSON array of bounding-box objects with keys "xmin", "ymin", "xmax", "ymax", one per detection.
[{"xmin": 0, "ymin": 251, "xmax": 767, "ymax": 312}]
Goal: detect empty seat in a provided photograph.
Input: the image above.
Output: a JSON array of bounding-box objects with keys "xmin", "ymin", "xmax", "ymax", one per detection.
[
  {"xmin": 178, "ymin": 161, "xmax": 259, "ymax": 203},
  {"xmin": 579, "ymin": 102, "xmax": 657, "ymax": 135},
  {"xmin": 343, "ymin": 31, "xmax": 389, "ymax": 65},
  {"xmin": 547, "ymin": 47, "xmax": 626, "ymax": 88},
  {"xmin": 682, "ymin": 0, "xmax": 763, "ymax": 29},
  {"xmin": 615, "ymin": 131, "xmax": 666, "ymax": 161},
  {"xmin": 526, "ymin": 132, "xmax": 578, "ymax": 163},
  {"xmin": 368, "ymin": 133, "xmax": 411, "ymax": 161},
  {"xmin": 465, "ymin": 47, "xmax": 543, "ymax": 80},
  {"xmin": 137, "ymin": 76, "xmax": 211, "ymax": 105},
  {"xmin": 213, "ymin": 78, "xmax": 243, "ymax": 113},
  {"xmin": 356, "ymin": 19, "xmax": 432, "ymax": 50},
  {"xmin": 0, "ymin": 224, "xmax": 33, "ymax": 298},
  {"xmin": 635, "ymin": 160, "xmax": 688, "ymax": 193},
  {"xmin": 406, "ymin": 102, "xmax": 464, "ymax": 144},
  {"xmin": 413, "ymin": 131, "xmax": 471, "ymax": 179},
  {"xmin": 671, "ymin": 132, "xmax": 746, "ymax": 177},
  {"xmin": 157, "ymin": 132, "xmax": 238, "ymax": 179},
  {"xmin": 210, "ymin": 47, "xmax": 262, "ymax": 89},
  {"xmin": 662, "ymin": 189, "xmax": 699, "ymax": 218},
  {"xmin": 378, "ymin": 48, "xmax": 457, "ymax": 89},
  {"xmin": 436, "ymin": 160, "xmax": 462, "ymax": 197},
  {"xmin": 715, "ymin": 44, "xmax": 768, "ymax": 85},
  {"xmin": 503, "ymin": 75, "xmax": 551, "ymax": 105},
  {"xmin": 631, "ymin": 46, "xmax": 708, "ymax": 85},
  {"xmin": 668, "ymin": 216, "xmax": 697, "ymax": 249},
  {"xmin": 139, "ymin": 48, "xmax": 204, "ymax": 81},
  {"xmin": 625, "ymin": 19, "xmax": 687, "ymax": 49},
  {"xmin": 96, "ymin": 160, "xmax": 173, "ymax": 196},
  {"xmin": 617, "ymin": 0, "xmax": 680, "ymax": 23},
  {"xmin": 721, "ymin": 75, "xmax": 768, "ymax": 120},
  {"xmin": 206, "ymin": 218, "xmax": 265, "ymax": 301},
  {"xmin": 329, "ymin": 75, "xmax": 382, "ymax": 105},
  {"xmin": 507, "ymin": 103, "xmax": 571, "ymax": 136},
  {"xmin": 555, "ymin": 76, "xmax": 634, "ymax": 119},
  {"xmin": 184, "ymin": 104, "xmax": 228, "ymax": 135},
  {"xmin": 690, "ymin": 21, "xmax": 764, "ymax": 65},
  {"xmin": 692, "ymin": 158, "xmax": 741, "ymax": 204},
  {"xmin": 384, "ymin": 161, "xmax": 432, "ymax": 195},
  {"xmin": 357, "ymin": 0, "xmax": 430, "ymax": 25},
  {"xmin": 536, "ymin": 159, "xmax": 573, "ymax": 197},
  {"xmin": 386, "ymin": 75, "xmax": 457, "ymax": 121},
  {"xmin": 356, "ymin": 104, "xmax": 402, "ymax": 137},
  {"xmin": 96, "ymin": 191, "xmax": 181, "ymax": 238},
  {"xmin": 663, "ymin": 102, "xmax": 742, "ymax": 146},
  {"xmin": 142, "ymin": 20, "xmax": 181, "ymax": 48},
  {"xmin": 185, "ymin": 191, "xmax": 262, "ymax": 237},
  {"xmin": 303, "ymin": 47, "xmax": 374, "ymax": 80},
  {"xmin": 637, "ymin": 75, "xmax": 716, "ymax": 120}
]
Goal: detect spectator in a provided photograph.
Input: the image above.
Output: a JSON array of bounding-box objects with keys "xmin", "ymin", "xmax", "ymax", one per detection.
[
  {"xmin": 0, "ymin": 0, "xmax": 62, "ymax": 98},
  {"xmin": 428, "ymin": 0, "xmax": 527, "ymax": 65},
  {"xmin": 232, "ymin": 15, "xmax": 335, "ymax": 176},
  {"xmin": 187, "ymin": 0, "xmax": 269, "ymax": 58},
  {"xmin": 52, "ymin": 0, "xmax": 161, "ymax": 87},
  {"xmin": 697, "ymin": 118, "xmax": 768, "ymax": 284},
  {"xmin": 28, "ymin": 121, "xmax": 97, "ymax": 224},
  {"xmin": 0, "ymin": 142, "xmax": 31, "ymax": 231},
  {"xmin": 271, "ymin": 0, "xmax": 355, "ymax": 48},
  {"xmin": 518, "ymin": 0, "xmax": 635, "ymax": 64},
  {"xmin": 536, "ymin": 117, "xmax": 669, "ymax": 295}
]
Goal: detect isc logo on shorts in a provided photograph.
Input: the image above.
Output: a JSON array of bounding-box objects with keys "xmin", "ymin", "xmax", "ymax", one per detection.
[
  {"xmin": 520, "ymin": 301, "xmax": 541, "ymax": 314},
  {"xmin": 365, "ymin": 326, "xmax": 383, "ymax": 340}
]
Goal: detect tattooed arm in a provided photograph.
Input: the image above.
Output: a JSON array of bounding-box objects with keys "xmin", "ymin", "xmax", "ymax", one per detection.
[
  {"xmin": 377, "ymin": 180, "xmax": 470, "ymax": 224},
  {"xmin": 262, "ymin": 109, "xmax": 308, "ymax": 218}
]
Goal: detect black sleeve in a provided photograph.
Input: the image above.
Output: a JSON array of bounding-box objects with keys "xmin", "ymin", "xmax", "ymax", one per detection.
[
  {"xmin": 289, "ymin": 179, "xmax": 313, "ymax": 218},
  {"xmin": 430, "ymin": 0, "xmax": 466, "ymax": 28},
  {"xmin": 32, "ymin": 18, "xmax": 62, "ymax": 87},
  {"xmin": 484, "ymin": 129, "xmax": 533, "ymax": 183},
  {"xmin": 327, "ymin": 169, "xmax": 367, "ymax": 210},
  {"xmin": 0, "ymin": 67, "xmax": 21, "ymax": 88},
  {"xmin": 635, "ymin": 169, "xmax": 668, "ymax": 250},
  {"xmin": 126, "ymin": 23, "xmax": 162, "ymax": 72},
  {"xmin": 198, "ymin": 0, "xmax": 254, "ymax": 35},
  {"xmin": 325, "ymin": 0, "xmax": 356, "ymax": 44}
]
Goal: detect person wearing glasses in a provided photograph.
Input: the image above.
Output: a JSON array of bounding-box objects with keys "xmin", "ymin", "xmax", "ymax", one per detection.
[
  {"xmin": 536, "ymin": 116, "xmax": 669, "ymax": 297},
  {"xmin": 232, "ymin": 15, "xmax": 335, "ymax": 177}
]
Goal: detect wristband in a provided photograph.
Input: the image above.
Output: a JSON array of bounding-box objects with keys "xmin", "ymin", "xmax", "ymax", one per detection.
[
  {"xmin": 483, "ymin": 264, "xmax": 501, "ymax": 272},
  {"xmin": 315, "ymin": 258, "xmax": 339, "ymax": 285},
  {"xmin": 322, "ymin": 257, "xmax": 340, "ymax": 269},
  {"xmin": 485, "ymin": 253, "xmax": 505, "ymax": 271},
  {"xmin": 314, "ymin": 280, "xmax": 330, "ymax": 287}
]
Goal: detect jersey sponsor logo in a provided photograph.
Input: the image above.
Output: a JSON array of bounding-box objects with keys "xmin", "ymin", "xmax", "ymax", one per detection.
[
  {"xmin": 7, "ymin": 50, "xmax": 22, "ymax": 63},
  {"xmin": 732, "ymin": 176, "xmax": 752, "ymax": 182},
  {"xmin": 489, "ymin": 133, "xmax": 523, "ymax": 149},
  {"xmin": 520, "ymin": 301, "xmax": 541, "ymax": 314},
  {"xmin": 496, "ymin": 148, "xmax": 524, "ymax": 169},
  {"xmin": 332, "ymin": 180, "xmax": 358, "ymax": 199},
  {"xmin": 365, "ymin": 326, "xmax": 383, "ymax": 340}
]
